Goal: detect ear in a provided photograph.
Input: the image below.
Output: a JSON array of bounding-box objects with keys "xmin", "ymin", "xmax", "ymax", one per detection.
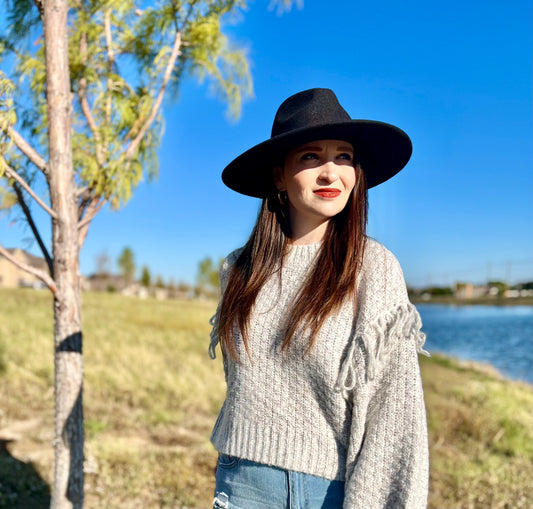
[{"xmin": 273, "ymin": 166, "xmax": 285, "ymax": 191}]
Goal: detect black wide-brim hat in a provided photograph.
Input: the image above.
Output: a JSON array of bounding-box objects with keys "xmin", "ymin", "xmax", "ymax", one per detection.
[{"xmin": 222, "ymin": 88, "xmax": 413, "ymax": 198}]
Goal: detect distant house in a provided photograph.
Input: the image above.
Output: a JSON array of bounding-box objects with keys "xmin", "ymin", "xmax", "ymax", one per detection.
[
  {"xmin": 83, "ymin": 276, "xmax": 182, "ymax": 300},
  {"xmin": 453, "ymin": 282, "xmax": 488, "ymax": 299},
  {"xmin": 83, "ymin": 274, "xmax": 147, "ymax": 297},
  {"xmin": 0, "ymin": 248, "xmax": 48, "ymax": 289},
  {"xmin": 83, "ymin": 273, "xmax": 131, "ymax": 293}
]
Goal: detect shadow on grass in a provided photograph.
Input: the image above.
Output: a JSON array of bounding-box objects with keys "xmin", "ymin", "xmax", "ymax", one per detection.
[{"xmin": 0, "ymin": 439, "xmax": 50, "ymax": 509}]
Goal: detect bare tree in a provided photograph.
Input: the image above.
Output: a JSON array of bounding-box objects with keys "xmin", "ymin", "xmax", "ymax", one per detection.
[{"xmin": 94, "ymin": 250, "xmax": 111, "ymax": 276}]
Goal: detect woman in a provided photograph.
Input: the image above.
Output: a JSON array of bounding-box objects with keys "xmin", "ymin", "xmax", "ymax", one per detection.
[{"xmin": 208, "ymin": 88, "xmax": 429, "ymax": 509}]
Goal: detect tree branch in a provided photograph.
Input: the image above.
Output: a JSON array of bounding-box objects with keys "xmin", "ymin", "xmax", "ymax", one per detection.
[
  {"xmin": 78, "ymin": 197, "xmax": 105, "ymax": 248},
  {"xmin": 1, "ymin": 157, "xmax": 57, "ymax": 218},
  {"xmin": 3, "ymin": 127, "xmax": 48, "ymax": 176},
  {"xmin": 123, "ymin": 114, "xmax": 145, "ymax": 142},
  {"xmin": 13, "ymin": 182, "xmax": 54, "ymax": 276},
  {"xmin": 124, "ymin": 31, "xmax": 182, "ymax": 160},
  {"xmin": 32, "ymin": 0, "xmax": 44, "ymax": 18},
  {"xmin": 77, "ymin": 187, "xmax": 91, "ymax": 221},
  {"xmin": 104, "ymin": 9, "xmax": 115, "ymax": 129},
  {"xmin": 179, "ymin": 0, "xmax": 199, "ymax": 32},
  {"xmin": 77, "ymin": 89, "xmax": 105, "ymax": 165},
  {"xmin": 0, "ymin": 242, "xmax": 57, "ymax": 294},
  {"xmin": 76, "ymin": 185, "xmax": 88, "ymax": 197},
  {"xmin": 77, "ymin": 32, "xmax": 105, "ymax": 167}
]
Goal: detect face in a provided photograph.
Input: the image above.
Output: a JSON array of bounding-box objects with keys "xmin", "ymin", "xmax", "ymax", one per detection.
[{"xmin": 274, "ymin": 139, "xmax": 357, "ymax": 237}]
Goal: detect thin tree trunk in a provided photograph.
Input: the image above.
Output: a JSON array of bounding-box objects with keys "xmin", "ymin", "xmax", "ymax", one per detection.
[{"xmin": 43, "ymin": 1, "xmax": 84, "ymax": 508}]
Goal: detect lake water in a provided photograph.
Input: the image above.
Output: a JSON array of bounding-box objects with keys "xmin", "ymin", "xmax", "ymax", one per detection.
[{"xmin": 416, "ymin": 304, "xmax": 533, "ymax": 384}]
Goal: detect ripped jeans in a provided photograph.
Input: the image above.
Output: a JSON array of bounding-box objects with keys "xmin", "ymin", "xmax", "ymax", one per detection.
[{"xmin": 213, "ymin": 454, "xmax": 345, "ymax": 509}]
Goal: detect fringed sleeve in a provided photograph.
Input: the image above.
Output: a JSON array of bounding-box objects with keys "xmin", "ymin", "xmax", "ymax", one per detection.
[
  {"xmin": 336, "ymin": 302, "xmax": 429, "ymax": 388},
  {"xmin": 208, "ymin": 248, "xmax": 242, "ymax": 360},
  {"xmin": 208, "ymin": 302, "xmax": 222, "ymax": 360},
  {"xmin": 337, "ymin": 242, "xmax": 430, "ymax": 509}
]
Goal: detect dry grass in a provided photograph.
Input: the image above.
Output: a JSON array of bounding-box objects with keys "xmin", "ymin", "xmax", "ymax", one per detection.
[
  {"xmin": 420, "ymin": 354, "xmax": 533, "ymax": 509},
  {"xmin": 0, "ymin": 289, "xmax": 221, "ymax": 509},
  {"xmin": 0, "ymin": 288, "xmax": 532, "ymax": 508}
]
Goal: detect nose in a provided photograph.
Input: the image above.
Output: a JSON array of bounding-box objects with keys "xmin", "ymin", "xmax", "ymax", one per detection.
[{"xmin": 318, "ymin": 161, "xmax": 338, "ymax": 183}]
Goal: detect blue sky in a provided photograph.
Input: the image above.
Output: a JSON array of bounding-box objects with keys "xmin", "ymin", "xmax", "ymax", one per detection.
[{"xmin": 1, "ymin": 0, "xmax": 531, "ymax": 287}]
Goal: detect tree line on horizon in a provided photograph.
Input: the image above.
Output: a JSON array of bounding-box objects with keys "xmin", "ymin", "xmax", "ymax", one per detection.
[{"xmin": 91, "ymin": 246, "xmax": 222, "ymax": 297}]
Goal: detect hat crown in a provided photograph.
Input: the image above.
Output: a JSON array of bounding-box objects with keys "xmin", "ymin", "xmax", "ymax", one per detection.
[{"xmin": 271, "ymin": 88, "xmax": 351, "ymax": 138}]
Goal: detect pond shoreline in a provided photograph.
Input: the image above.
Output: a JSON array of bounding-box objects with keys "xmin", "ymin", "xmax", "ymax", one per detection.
[{"xmin": 411, "ymin": 295, "xmax": 533, "ymax": 306}]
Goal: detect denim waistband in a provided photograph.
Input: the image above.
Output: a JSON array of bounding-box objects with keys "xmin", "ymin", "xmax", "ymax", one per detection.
[{"xmin": 214, "ymin": 454, "xmax": 345, "ymax": 509}]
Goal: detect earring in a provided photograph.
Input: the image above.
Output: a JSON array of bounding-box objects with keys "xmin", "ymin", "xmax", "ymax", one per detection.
[{"xmin": 278, "ymin": 190, "xmax": 288, "ymax": 206}]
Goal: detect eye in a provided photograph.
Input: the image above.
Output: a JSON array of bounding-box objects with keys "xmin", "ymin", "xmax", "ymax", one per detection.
[
  {"xmin": 301, "ymin": 152, "xmax": 319, "ymax": 161},
  {"xmin": 337, "ymin": 152, "xmax": 353, "ymax": 161}
]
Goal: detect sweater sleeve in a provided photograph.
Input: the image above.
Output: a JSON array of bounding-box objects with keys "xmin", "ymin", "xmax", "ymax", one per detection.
[
  {"xmin": 341, "ymin": 245, "xmax": 429, "ymax": 509},
  {"xmin": 208, "ymin": 248, "xmax": 242, "ymax": 361}
]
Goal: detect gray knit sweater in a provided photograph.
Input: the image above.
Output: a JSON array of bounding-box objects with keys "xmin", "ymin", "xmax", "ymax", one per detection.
[{"xmin": 209, "ymin": 238, "xmax": 429, "ymax": 509}]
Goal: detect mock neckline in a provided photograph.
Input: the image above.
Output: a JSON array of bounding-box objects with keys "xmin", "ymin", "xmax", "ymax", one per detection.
[{"xmin": 285, "ymin": 241, "xmax": 322, "ymax": 266}]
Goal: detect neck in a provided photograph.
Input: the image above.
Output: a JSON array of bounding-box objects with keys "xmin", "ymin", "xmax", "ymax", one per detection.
[{"xmin": 289, "ymin": 215, "xmax": 329, "ymax": 245}]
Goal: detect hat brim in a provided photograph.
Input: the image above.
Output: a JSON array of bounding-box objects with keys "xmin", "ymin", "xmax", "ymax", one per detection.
[{"xmin": 222, "ymin": 120, "xmax": 413, "ymax": 198}]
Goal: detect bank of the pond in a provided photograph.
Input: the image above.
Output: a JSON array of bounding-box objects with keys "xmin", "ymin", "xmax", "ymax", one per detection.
[
  {"xmin": 412, "ymin": 295, "xmax": 533, "ymax": 306},
  {"xmin": 419, "ymin": 352, "xmax": 532, "ymax": 509},
  {"xmin": 0, "ymin": 289, "xmax": 532, "ymax": 509}
]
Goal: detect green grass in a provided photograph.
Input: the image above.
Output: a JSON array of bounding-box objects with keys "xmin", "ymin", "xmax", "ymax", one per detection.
[{"xmin": 0, "ymin": 288, "xmax": 532, "ymax": 508}]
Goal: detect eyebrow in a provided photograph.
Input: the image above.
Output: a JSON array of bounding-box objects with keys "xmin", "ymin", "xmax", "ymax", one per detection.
[{"xmin": 295, "ymin": 144, "xmax": 354, "ymax": 154}]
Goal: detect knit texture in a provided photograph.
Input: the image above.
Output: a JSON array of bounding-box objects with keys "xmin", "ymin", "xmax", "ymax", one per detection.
[{"xmin": 209, "ymin": 238, "xmax": 429, "ymax": 509}]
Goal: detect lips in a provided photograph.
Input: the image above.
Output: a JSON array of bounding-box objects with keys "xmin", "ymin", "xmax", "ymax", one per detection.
[{"xmin": 313, "ymin": 189, "xmax": 341, "ymax": 198}]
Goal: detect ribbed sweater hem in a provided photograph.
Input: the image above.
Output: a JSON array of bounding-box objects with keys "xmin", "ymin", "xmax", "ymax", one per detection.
[{"xmin": 211, "ymin": 413, "xmax": 346, "ymax": 481}]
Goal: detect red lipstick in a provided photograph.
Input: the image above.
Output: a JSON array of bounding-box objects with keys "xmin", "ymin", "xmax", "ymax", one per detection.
[{"xmin": 314, "ymin": 188, "xmax": 341, "ymax": 198}]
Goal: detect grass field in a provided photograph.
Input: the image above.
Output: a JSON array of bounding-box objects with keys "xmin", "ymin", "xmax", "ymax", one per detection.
[{"xmin": 0, "ymin": 288, "xmax": 531, "ymax": 509}]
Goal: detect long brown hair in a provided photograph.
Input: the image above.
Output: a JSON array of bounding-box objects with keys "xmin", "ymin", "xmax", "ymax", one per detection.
[{"xmin": 218, "ymin": 164, "xmax": 368, "ymax": 361}]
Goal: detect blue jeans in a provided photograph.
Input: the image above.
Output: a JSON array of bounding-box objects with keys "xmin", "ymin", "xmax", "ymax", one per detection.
[{"xmin": 213, "ymin": 454, "xmax": 345, "ymax": 509}]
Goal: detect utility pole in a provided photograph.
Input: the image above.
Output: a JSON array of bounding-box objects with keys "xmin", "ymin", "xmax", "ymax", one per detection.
[{"xmin": 505, "ymin": 261, "xmax": 512, "ymax": 287}]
